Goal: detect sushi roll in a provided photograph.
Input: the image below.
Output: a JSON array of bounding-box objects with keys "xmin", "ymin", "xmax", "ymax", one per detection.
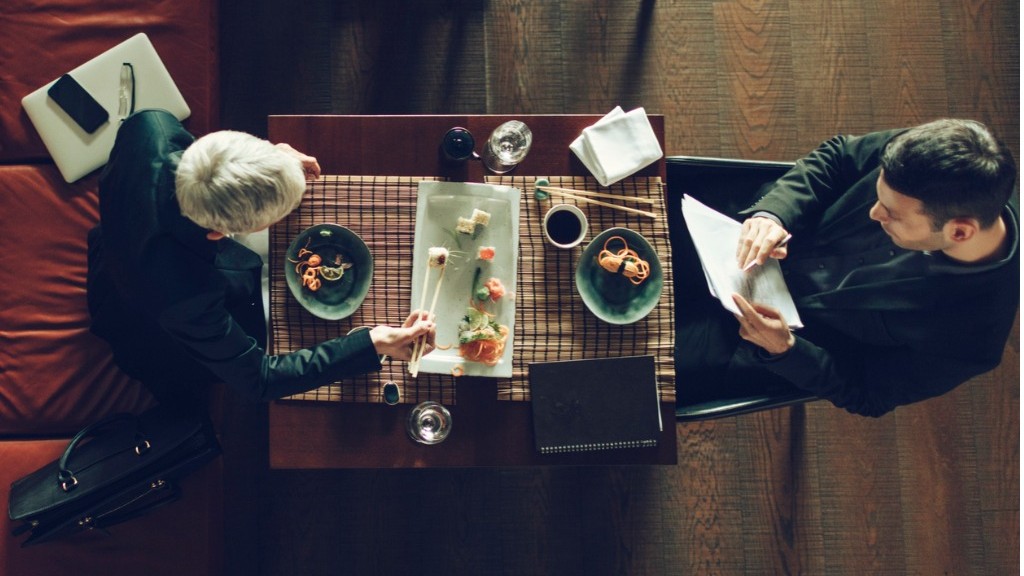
[
  {"xmin": 477, "ymin": 246, "xmax": 495, "ymax": 261},
  {"xmin": 455, "ymin": 217, "xmax": 477, "ymax": 235},
  {"xmin": 428, "ymin": 246, "xmax": 449, "ymax": 267},
  {"xmin": 471, "ymin": 209, "xmax": 491, "ymax": 227}
]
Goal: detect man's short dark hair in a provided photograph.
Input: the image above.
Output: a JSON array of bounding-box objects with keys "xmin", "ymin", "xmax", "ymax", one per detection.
[{"xmin": 880, "ymin": 119, "xmax": 1016, "ymax": 230}]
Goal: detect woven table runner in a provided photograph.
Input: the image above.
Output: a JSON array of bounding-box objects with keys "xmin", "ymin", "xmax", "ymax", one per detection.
[
  {"xmin": 270, "ymin": 175, "xmax": 675, "ymax": 404},
  {"xmin": 270, "ymin": 176, "xmax": 454, "ymax": 404},
  {"xmin": 486, "ymin": 175, "xmax": 675, "ymax": 402}
]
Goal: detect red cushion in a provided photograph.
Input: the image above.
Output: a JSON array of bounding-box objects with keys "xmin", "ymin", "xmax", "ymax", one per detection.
[
  {"xmin": 0, "ymin": 165, "xmax": 154, "ymax": 435},
  {"xmin": 0, "ymin": 439, "xmax": 224, "ymax": 575},
  {"xmin": 0, "ymin": 0, "xmax": 219, "ymax": 162}
]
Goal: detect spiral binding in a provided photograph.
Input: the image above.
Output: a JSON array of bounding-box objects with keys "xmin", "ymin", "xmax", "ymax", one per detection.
[{"xmin": 539, "ymin": 439, "xmax": 658, "ymax": 454}]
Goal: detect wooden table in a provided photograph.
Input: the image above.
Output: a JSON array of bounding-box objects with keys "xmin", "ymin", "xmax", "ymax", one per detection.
[{"xmin": 267, "ymin": 115, "xmax": 676, "ymax": 468}]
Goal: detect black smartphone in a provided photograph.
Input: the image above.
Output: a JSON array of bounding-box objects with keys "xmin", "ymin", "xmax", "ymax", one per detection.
[{"xmin": 47, "ymin": 74, "xmax": 109, "ymax": 134}]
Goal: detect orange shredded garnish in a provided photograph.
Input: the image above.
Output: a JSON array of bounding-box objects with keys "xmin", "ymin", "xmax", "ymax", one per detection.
[
  {"xmin": 458, "ymin": 325, "xmax": 509, "ymax": 366},
  {"xmin": 597, "ymin": 235, "xmax": 650, "ymax": 285}
]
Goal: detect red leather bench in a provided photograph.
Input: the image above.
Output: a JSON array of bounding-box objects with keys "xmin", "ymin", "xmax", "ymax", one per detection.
[{"xmin": 0, "ymin": 2, "xmax": 224, "ymax": 573}]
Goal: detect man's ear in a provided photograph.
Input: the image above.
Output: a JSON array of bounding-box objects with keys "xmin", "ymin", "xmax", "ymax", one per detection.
[
  {"xmin": 945, "ymin": 218, "xmax": 978, "ymax": 242},
  {"xmin": 206, "ymin": 231, "xmax": 226, "ymax": 241}
]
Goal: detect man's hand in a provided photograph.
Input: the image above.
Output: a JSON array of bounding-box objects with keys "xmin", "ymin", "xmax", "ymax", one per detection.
[
  {"xmin": 731, "ymin": 293, "xmax": 795, "ymax": 355},
  {"xmin": 275, "ymin": 143, "xmax": 322, "ymax": 180},
  {"xmin": 737, "ymin": 216, "xmax": 791, "ymax": 270},
  {"xmin": 369, "ymin": 311, "xmax": 436, "ymax": 361}
]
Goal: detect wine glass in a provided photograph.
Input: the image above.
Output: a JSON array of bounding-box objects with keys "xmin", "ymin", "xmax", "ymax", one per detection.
[
  {"xmin": 482, "ymin": 120, "xmax": 533, "ymax": 173},
  {"xmin": 406, "ymin": 401, "xmax": 452, "ymax": 444}
]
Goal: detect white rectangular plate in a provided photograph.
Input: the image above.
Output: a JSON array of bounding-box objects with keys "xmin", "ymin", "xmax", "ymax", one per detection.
[{"xmin": 411, "ymin": 181, "xmax": 520, "ymax": 378}]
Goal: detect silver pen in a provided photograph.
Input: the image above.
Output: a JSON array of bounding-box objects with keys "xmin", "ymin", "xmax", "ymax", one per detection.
[
  {"xmin": 741, "ymin": 233, "xmax": 792, "ymax": 271},
  {"xmin": 118, "ymin": 63, "xmax": 134, "ymax": 119}
]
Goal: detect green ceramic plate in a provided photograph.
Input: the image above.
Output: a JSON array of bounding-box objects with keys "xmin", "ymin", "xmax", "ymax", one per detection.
[
  {"xmin": 575, "ymin": 227, "xmax": 663, "ymax": 325},
  {"xmin": 284, "ymin": 224, "xmax": 373, "ymax": 320}
]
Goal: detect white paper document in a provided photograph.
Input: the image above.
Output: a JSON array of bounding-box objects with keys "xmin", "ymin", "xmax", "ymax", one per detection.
[{"xmin": 681, "ymin": 195, "xmax": 803, "ymax": 329}]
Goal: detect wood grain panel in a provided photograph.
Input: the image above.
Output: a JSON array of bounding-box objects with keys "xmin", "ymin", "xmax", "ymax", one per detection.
[
  {"xmin": 810, "ymin": 407, "xmax": 909, "ymax": 575},
  {"xmin": 895, "ymin": 392, "xmax": 988, "ymax": 575},
  {"xmin": 971, "ymin": 315, "xmax": 1020, "ymax": 514},
  {"xmin": 787, "ymin": 0, "xmax": 875, "ymax": 149},
  {"xmin": 496, "ymin": 468, "xmax": 585, "ymax": 575},
  {"xmin": 969, "ymin": 315, "xmax": 1020, "ymax": 576},
  {"xmin": 939, "ymin": 0, "xmax": 1021, "ymax": 148},
  {"xmin": 575, "ymin": 468, "xmax": 668, "ymax": 575},
  {"xmin": 736, "ymin": 407, "xmax": 825, "ymax": 575},
  {"xmin": 645, "ymin": 1, "xmax": 722, "ymax": 156},
  {"xmin": 329, "ymin": 1, "xmax": 488, "ymax": 113},
  {"xmin": 982, "ymin": 510, "xmax": 1021, "ymax": 576},
  {"xmin": 673, "ymin": 419, "xmax": 747, "ymax": 574},
  {"xmin": 484, "ymin": 0, "xmax": 565, "ymax": 113},
  {"xmin": 713, "ymin": 0, "xmax": 798, "ymax": 158},
  {"xmin": 559, "ymin": 1, "xmax": 651, "ymax": 113},
  {"xmin": 864, "ymin": 0, "xmax": 951, "ymax": 127},
  {"xmin": 219, "ymin": 0, "xmax": 334, "ymax": 136}
]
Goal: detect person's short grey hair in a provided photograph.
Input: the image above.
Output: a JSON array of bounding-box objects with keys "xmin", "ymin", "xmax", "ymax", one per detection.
[{"xmin": 175, "ymin": 130, "xmax": 307, "ymax": 235}]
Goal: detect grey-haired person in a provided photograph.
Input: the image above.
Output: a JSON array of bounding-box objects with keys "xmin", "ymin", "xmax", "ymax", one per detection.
[{"xmin": 87, "ymin": 110, "xmax": 435, "ymax": 409}]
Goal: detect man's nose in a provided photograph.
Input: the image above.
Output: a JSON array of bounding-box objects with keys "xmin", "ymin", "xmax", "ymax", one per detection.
[{"xmin": 868, "ymin": 201, "xmax": 885, "ymax": 222}]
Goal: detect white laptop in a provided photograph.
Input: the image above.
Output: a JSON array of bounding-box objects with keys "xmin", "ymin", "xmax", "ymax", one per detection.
[{"xmin": 21, "ymin": 33, "xmax": 191, "ymax": 182}]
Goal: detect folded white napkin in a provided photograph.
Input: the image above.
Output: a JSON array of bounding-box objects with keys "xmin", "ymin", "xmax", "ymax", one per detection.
[{"xmin": 570, "ymin": 106, "xmax": 664, "ymax": 187}]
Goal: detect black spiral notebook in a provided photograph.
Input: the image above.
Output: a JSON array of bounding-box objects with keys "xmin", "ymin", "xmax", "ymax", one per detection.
[{"xmin": 529, "ymin": 355, "xmax": 663, "ymax": 454}]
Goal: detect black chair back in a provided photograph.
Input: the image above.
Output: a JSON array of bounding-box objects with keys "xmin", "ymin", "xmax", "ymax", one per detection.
[{"xmin": 667, "ymin": 156, "xmax": 817, "ymax": 421}]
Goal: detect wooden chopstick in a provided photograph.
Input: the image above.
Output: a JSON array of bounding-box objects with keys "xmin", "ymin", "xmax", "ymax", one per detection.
[
  {"xmin": 540, "ymin": 188, "xmax": 658, "ymax": 219},
  {"xmin": 537, "ymin": 185, "xmax": 656, "ymax": 205}
]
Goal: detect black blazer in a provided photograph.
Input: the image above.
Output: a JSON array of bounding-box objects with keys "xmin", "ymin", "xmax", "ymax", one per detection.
[
  {"xmin": 87, "ymin": 110, "xmax": 381, "ymax": 401},
  {"xmin": 736, "ymin": 130, "xmax": 1019, "ymax": 416}
]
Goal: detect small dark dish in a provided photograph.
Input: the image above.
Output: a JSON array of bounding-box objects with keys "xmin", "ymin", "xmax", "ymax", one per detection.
[
  {"xmin": 284, "ymin": 224, "xmax": 373, "ymax": 320},
  {"xmin": 575, "ymin": 227, "xmax": 663, "ymax": 325}
]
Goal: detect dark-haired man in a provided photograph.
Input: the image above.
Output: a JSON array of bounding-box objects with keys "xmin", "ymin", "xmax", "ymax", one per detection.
[{"xmin": 679, "ymin": 119, "xmax": 1018, "ymax": 417}]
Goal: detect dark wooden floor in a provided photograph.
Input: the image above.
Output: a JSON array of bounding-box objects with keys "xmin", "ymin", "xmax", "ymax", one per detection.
[{"xmin": 219, "ymin": 1, "xmax": 1019, "ymax": 574}]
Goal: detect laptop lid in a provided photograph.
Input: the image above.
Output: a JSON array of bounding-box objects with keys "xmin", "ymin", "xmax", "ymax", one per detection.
[{"xmin": 21, "ymin": 33, "xmax": 190, "ymax": 183}]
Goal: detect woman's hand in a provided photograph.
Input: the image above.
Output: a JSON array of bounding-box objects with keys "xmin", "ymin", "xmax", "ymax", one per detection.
[
  {"xmin": 275, "ymin": 143, "xmax": 321, "ymax": 180},
  {"xmin": 369, "ymin": 311, "xmax": 436, "ymax": 361},
  {"xmin": 737, "ymin": 216, "xmax": 790, "ymax": 270}
]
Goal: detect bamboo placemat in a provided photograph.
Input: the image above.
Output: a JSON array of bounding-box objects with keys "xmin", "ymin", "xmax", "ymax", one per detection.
[
  {"xmin": 270, "ymin": 175, "xmax": 675, "ymax": 404},
  {"xmin": 270, "ymin": 176, "xmax": 454, "ymax": 404},
  {"xmin": 486, "ymin": 175, "xmax": 675, "ymax": 402}
]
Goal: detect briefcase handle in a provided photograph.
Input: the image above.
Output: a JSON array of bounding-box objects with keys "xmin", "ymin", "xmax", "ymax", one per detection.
[{"xmin": 57, "ymin": 412, "xmax": 150, "ymax": 493}]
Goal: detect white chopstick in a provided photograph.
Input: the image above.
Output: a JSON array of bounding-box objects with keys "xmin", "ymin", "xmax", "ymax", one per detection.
[
  {"xmin": 540, "ymin": 187, "xmax": 658, "ymax": 219},
  {"xmin": 408, "ymin": 263, "xmax": 433, "ymax": 376},
  {"xmin": 409, "ymin": 265, "xmax": 446, "ymax": 377},
  {"xmin": 536, "ymin": 185, "xmax": 656, "ymax": 205}
]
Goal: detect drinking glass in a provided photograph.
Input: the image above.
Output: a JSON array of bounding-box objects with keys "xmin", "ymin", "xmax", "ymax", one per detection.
[
  {"xmin": 406, "ymin": 401, "xmax": 452, "ymax": 444},
  {"xmin": 482, "ymin": 120, "xmax": 533, "ymax": 173}
]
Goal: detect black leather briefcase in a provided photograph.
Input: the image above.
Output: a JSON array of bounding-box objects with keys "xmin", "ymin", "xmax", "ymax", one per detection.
[{"xmin": 7, "ymin": 405, "xmax": 221, "ymax": 547}]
